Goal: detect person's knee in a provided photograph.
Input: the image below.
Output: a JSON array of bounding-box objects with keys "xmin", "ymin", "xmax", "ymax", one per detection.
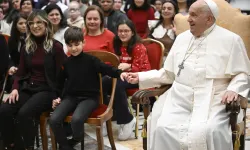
[
  {"xmin": 49, "ymin": 114, "xmax": 62, "ymax": 127},
  {"xmin": 71, "ymin": 115, "xmax": 84, "ymax": 127}
]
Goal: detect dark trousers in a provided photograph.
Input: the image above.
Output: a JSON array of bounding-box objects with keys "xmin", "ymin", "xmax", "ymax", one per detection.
[
  {"xmin": 49, "ymin": 96, "xmax": 98, "ymax": 149},
  {"xmin": 0, "ymin": 88, "xmax": 54, "ymax": 148},
  {"xmin": 102, "ymin": 76, "xmax": 138, "ymax": 124}
]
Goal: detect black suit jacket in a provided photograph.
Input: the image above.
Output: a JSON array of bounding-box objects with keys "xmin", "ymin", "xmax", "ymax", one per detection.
[{"xmin": 0, "ymin": 34, "xmax": 9, "ymax": 82}]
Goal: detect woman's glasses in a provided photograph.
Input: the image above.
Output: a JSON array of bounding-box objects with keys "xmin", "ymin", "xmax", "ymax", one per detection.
[{"xmin": 27, "ymin": 21, "xmax": 44, "ymax": 27}]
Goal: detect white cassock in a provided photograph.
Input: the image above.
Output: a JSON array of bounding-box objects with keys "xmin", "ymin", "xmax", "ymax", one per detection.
[{"xmin": 138, "ymin": 24, "xmax": 250, "ymax": 150}]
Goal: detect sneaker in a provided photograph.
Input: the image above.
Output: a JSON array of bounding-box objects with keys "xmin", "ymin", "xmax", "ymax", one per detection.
[
  {"xmin": 118, "ymin": 117, "xmax": 136, "ymax": 141},
  {"xmin": 102, "ymin": 122, "xmax": 108, "ymax": 137}
]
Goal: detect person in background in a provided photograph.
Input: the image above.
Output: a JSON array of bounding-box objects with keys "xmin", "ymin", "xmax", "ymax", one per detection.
[
  {"xmin": 148, "ymin": 0, "xmax": 178, "ymax": 56},
  {"xmin": 153, "ymin": 0, "xmax": 162, "ymax": 19},
  {"xmin": 174, "ymin": 0, "xmax": 196, "ymax": 15},
  {"xmin": 127, "ymin": 0, "xmax": 155, "ymax": 38},
  {"xmin": 67, "ymin": 1, "xmax": 84, "ymax": 29},
  {"xmin": 42, "ymin": 0, "xmax": 68, "ymax": 13},
  {"xmin": 103, "ymin": 19, "xmax": 151, "ymax": 141},
  {"xmin": 0, "ymin": 10, "xmax": 65, "ymax": 150},
  {"xmin": 20, "ymin": 0, "xmax": 34, "ymax": 16},
  {"xmin": 1, "ymin": 0, "xmax": 18, "ymax": 24},
  {"xmin": 50, "ymin": 26, "xmax": 125, "ymax": 150},
  {"xmin": 0, "ymin": 34, "xmax": 9, "ymax": 93},
  {"xmin": 64, "ymin": 0, "xmax": 88, "ymax": 18},
  {"xmin": 45, "ymin": 3, "xmax": 69, "ymax": 54},
  {"xmin": 113, "ymin": 0, "xmax": 124, "ymax": 12},
  {"xmin": 82, "ymin": 5, "xmax": 115, "ymax": 53},
  {"xmin": 0, "ymin": 6, "xmax": 10, "ymax": 34},
  {"xmin": 12, "ymin": 0, "xmax": 21, "ymax": 10},
  {"xmin": 5, "ymin": 13, "xmax": 27, "ymax": 93},
  {"xmin": 99, "ymin": 0, "xmax": 127, "ymax": 34}
]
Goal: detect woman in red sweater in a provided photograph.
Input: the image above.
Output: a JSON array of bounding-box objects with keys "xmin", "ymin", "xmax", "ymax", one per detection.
[
  {"xmin": 127, "ymin": 0, "xmax": 155, "ymax": 38},
  {"xmin": 103, "ymin": 19, "xmax": 151, "ymax": 141},
  {"xmin": 83, "ymin": 5, "xmax": 115, "ymax": 53}
]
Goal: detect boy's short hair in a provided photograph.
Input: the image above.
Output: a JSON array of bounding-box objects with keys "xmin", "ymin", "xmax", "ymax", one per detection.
[{"xmin": 64, "ymin": 27, "xmax": 84, "ymax": 44}]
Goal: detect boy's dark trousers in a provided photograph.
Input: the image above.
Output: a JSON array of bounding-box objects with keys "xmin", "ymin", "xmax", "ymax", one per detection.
[{"xmin": 49, "ymin": 96, "xmax": 98, "ymax": 149}]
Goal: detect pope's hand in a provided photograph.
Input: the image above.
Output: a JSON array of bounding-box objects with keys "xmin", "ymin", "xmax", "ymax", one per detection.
[
  {"xmin": 221, "ymin": 91, "xmax": 238, "ymax": 104},
  {"xmin": 126, "ymin": 72, "xmax": 139, "ymax": 84}
]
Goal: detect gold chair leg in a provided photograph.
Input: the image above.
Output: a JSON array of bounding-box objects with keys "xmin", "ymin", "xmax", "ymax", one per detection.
[
  {"xmin": 96, "ymin": 125, "xmax": 104, "ymax": 150},
  {"xmin": 106, "ymin": 119, "xmax": 116, "ymax": 150},
  {"xmin": 40, "ymin": 117, "xmax": 48, "ymax": 150},
  {"xmin": 49, "ymin": 127, "xmax": 57, "ymax": 150}
]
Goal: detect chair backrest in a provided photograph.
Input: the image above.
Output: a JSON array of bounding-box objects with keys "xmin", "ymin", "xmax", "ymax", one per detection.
[
  {"xmin": 1, "ymin": 34, "xmax": 10, "ymax": 44},
  {"xmin": 142, "ymin": 38, "xmax": 165, "ymax": 70},
  {"xmin": 84, "ymin": 51, "xmax": 120, "ymax": 108},
  {"xmin": 174, "ymin": 0, "xmax": 250, "ymax": 59}
]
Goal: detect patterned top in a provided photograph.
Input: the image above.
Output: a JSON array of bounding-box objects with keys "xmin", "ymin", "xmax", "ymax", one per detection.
[{"xmin": 119, "ymin": 43, "xmax": 151, "ymax": 72}]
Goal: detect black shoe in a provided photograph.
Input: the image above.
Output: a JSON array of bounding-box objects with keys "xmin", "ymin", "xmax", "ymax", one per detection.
[{"xmin": 68, "ymin": 138, "xmax": 81, "ymax": 147}]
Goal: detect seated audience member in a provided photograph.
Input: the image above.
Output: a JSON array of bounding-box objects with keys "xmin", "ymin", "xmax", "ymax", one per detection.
[
  {"xmin": 113, "ymin": 0, "xmax": 124, "ymax": 12},
  {"xmin": 99, "ymin": 0, "xmax": 127, "ymax": 34},
  {"xmin": 5, "ymin": 13, "xmax": 27, "ymax": 93},
  {"xmin": 176, "ymin": 0, "xmax": 196, "ymax": 15},
  {"xmin": 148, "ymin": 0, "xmax": 177, "ymax": 56},
  {"xmin": 20, "ymin": 0, "xmax": 34, "ymax": 15},
  {"xmin": 127, "ymin": 0, "xmax": 155, "ymax": 38},
  {"xmin": 0, "ymin": 10, "xmax": 65, "ymax": 150},
  {"xmin": 153, "ymin": 0, "xmax": 162, "ymax": 19},
  {"xmin": 122, "ymin": 0, "xmax": 250, "ymax": 149},
  {"xmin": 103, "ymin": 19, "xmax": 151, "ymax": 141},
  {"xmin": 64, "ymin": 0, "xmax": 88, "ymax": 18},
  {"xmin": 42, "ymin": 0, "xmax": 68, "ymax": 13},
  {"xmin": 12, "ymin": 0, "xmax": 21, "ymax": 11},
  {"xmin": 0, "ymin": 6, "xmax": 10, "ymax": 34},
  {"xmin": 0, "ymin": 34, "xmax": 9, "ymax": 89},
  {"xmin": 45, "ymin": 4, "xmax": 69, "ymax": 53},
  {"xmin": 1, "ymin": 0, "xmax": 18, "ymax": 25},
  {"xmin": 83, "ymin": 5, "xmax": 115, "ymax": 53},
  {"xmin": 67, "ymin": 1, "xmax": 85, "ymax": 29},
  {"xmin": 50, "ymin": 27, "xmax": 125, "ymax": 150}
]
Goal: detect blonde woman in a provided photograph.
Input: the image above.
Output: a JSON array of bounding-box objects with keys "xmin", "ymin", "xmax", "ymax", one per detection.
[{"xmin": 0, "ymin": 10, "xmax": 66, "ymax": 150}]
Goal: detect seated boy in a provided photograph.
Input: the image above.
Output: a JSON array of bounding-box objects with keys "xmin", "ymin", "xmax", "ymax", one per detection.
[{"xmin": 49, "ymin": 27, "xmax": 125, "ymax": 150}]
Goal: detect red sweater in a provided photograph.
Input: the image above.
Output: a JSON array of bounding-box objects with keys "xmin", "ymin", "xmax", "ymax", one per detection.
[
  {"xmin": 119, "ymin": 43, "xmax": 151, "ymax": 72},
  {"xmin": 127, "ymin": 7, "xmax": 155, "ymax": 38},
  {"xmin": 83, "ymin": 29, "xmax": 115, "ymax": 53}
]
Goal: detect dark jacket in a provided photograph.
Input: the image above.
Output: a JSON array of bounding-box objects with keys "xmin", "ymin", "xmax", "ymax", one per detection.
[
  {"xmin": 14, "ymin": 40, "xmax": 66, "ymax": 96},
  {"xmin": 0, "ymin": 34, "xmax": 9, "ymax": 82},
  {"xmin": 106, "ymin": 10, "xmax": 128, "ymax": 34}
]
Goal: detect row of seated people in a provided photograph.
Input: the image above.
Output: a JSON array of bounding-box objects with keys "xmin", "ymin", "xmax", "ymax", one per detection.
[
  {"xmin": 0, "ymin": 6, "xmax": 160, "ymax": 149},
  {"xmin": 1, "ymin": 0, "xmax": 180, "ymax": 52}
]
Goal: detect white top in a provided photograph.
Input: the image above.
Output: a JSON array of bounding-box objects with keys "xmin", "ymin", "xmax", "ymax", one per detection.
[
  {"xmin": 53, "ymin": 27, "xmax": 69, "ymax": 54},
  {"xmin": 0, "ymin": 20, "xmax": 10, "ymax": 35},
  {"xmin": 148, "ymin": 20, "xmax": 175, "ymax": 40},
  {"xmin": 42, "ymin": 1, "xmax": 68, "ymax": 13}
]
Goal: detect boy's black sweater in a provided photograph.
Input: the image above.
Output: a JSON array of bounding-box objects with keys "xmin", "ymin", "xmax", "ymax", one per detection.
[{"xmin": 58, "ymin": 52, "xmax": 122, "ymax": 98}]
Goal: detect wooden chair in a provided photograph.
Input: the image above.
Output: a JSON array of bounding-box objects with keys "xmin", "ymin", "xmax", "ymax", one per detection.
[
  {"xmin": 0, "ymin": 72, "xmax": 8, "ymax": 103},
  {"xmin": 126, "ymin": 38, "xmax": 164, "ymax": 138},
  {"xmin": 41, "ymin": 51, "xmax": 119, "ymax": 150},
  {"xmin": 131, "ymin": 0, "xmax": 250, "ymax": 150}
]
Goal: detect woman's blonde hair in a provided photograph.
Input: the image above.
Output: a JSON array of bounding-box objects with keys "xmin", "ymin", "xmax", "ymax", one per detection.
[{"xmin": 25, "ymin": 10, "xmax": 54, "ymax": 54}]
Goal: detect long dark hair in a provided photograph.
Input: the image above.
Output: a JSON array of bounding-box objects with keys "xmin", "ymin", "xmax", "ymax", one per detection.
[
  {"xmin": 130, "ymin": 0, "xmax": 151, "ymax": 11},
  {"xmin": 44, "ymin": 3, "xmax": 68, "ymax": 29},
  {"xmin": 113, "ymin": 19, "xmax": 141, "ymax": 56},
  {"xmin": 172, "ymin": 0, "xmax": 196, "ymax": 10},
  {"xmin": 149, "ymin": 0, "xmax": 178, "ymax": 38},
  {"xmin": 20, "ymin": 0, "xmax": 35, "ymax": 9}
]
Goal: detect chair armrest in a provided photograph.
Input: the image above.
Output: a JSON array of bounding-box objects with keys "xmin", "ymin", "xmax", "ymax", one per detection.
[
  {"xmin": 226, "ymin": 96, "xmax": 248, "ymax": 113},
  {"xmin": 131, "ymin": 85, "xmax": 171, "ymax": 104}
]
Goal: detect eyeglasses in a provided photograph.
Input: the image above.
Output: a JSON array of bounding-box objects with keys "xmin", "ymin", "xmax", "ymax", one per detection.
[
  {"xmin": 118, "ymin": 29, "xmax": 131, "ymax": 34},
  {"xmin": 28, "ymin": 21, "xmax": 44, "ymax": 27},
  {"xmin": 69, "ymin": 8, "xmax": 79, "ymax": 13}
]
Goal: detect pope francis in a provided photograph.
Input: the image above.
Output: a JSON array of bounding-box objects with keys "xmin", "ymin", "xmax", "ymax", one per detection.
[{"xmin": 121, "ymin": 0, "xmax": 250, "ymax": 150}]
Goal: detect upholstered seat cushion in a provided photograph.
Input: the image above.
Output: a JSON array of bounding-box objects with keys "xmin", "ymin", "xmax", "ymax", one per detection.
[{"xmin": 127, "ymin": 88, "xmax": 139, "ymax": 96}]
